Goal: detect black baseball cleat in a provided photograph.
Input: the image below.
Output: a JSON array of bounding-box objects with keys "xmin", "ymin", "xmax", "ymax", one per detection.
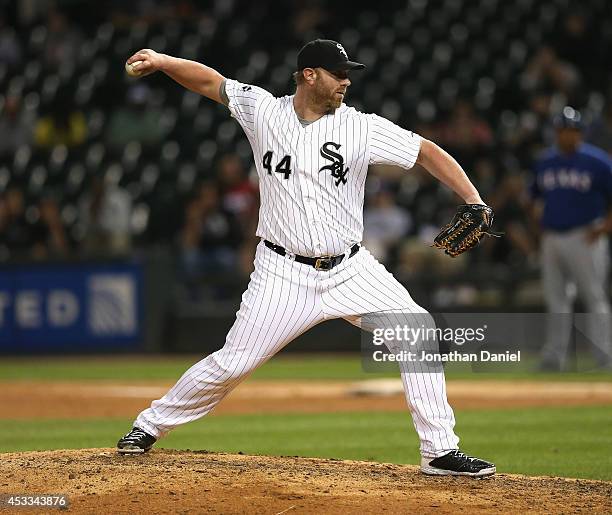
[
  {"xmin": 117, "ymin": 427, "xmax": 157, "ymax": 454},
  {"xmin": 420, "ymin": 450, "xmax": 496, "ymax": 477}
]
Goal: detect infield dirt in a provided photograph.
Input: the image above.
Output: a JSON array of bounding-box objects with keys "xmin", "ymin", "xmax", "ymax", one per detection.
[
  {"xmin": 1, "ymin": 449, "xmax": 611, "ymax": 514},
  {"xmin": 3, "ymin": 379, "xmax": 612, "ymax": 419}
]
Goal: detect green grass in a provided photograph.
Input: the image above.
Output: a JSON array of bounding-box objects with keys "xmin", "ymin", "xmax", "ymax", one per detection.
[
  {"xmin": 0, "ymin": 355, "xmax": 371, "ymax": 381},
  {"xmin": 1, "ymin": 406, "xmax": 611, "ymax": 480},
  {"xmin": 1, "ymin": 354, "xmax": 610, "ymax": 382}
]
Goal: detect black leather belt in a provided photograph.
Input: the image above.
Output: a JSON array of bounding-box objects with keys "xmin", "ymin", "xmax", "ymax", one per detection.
[{"xmin": 263, "ymin": 240, "xmax": 360, "ymax": 271}]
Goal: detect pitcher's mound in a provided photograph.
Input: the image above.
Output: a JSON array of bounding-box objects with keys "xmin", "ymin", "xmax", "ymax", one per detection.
[{"xmin": 1, "ymin": 449, "xmax": 611, "ymax": 514}]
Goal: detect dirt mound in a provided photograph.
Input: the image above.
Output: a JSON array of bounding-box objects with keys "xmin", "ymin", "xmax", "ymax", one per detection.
[{"xmin": 1, "ymin": 449, "xmax": 610, "ymax": 514}]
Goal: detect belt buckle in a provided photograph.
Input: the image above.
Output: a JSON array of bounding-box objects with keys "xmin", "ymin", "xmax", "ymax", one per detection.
[{"xmin": 315, "ymin": 256, "xmax": 333, "ymax": 271}]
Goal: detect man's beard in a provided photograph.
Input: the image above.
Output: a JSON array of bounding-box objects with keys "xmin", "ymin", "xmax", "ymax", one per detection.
[
  {"xmin": 313, "ymin": 84, "xmax": 343, "ymax": 112},
  {"xmin": 329, "ymin": 94, "xmax": 343, "ymax": 109}
]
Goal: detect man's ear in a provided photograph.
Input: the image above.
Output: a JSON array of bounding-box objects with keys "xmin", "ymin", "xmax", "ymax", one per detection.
[{"xmin": 303, "ymin": 68, "xmax": 317, "ymax": 85}]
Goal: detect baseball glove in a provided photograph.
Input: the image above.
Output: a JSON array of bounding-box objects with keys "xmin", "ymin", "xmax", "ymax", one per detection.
[{"xmin": 433, "ymin": 204, "xmax": 502, "ymax": 257}]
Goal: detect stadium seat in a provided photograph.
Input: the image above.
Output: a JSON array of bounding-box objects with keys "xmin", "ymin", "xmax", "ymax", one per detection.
[
  {"xmin": 140, "ymin": 163, "xmax": 160, "ymax": 194},
  {"xmin": 48, "ymin": 145, "xmax": 68, "ymax": 176},
  {"xmin": 27, "ymin": 164, "xmax": 48, "ymax": 195},
  {"xmin": 122, "ymin": 141, "xmax": 142, "ymax": 176},
  {"xmin": 66, "ymin": 162, "xmax": 86, "ymax": 196},
  {"xmin": 104, "ymin": 162, "xmax": 124, "ymax": 185},
  {"xmin": 131, "ymin": 202, "xmax": 150, "ymax": 235},
  {"xmin": 0, "ymin": 166, "xmax": 11, "ymax": 192},
  {"xmin": 13, "ymin": 145, "xmax": 32, "ymax": 175},
  {"xmin": 85, "ymin": 142, "xmax": 106, "ymax": 172},
  {"xmin": 177, "ymin": 162, "xmax": 197, "ymax": 193},
  {"xmin": 96, "ymin": 22, "xmax": 114, "ymax": 50}
]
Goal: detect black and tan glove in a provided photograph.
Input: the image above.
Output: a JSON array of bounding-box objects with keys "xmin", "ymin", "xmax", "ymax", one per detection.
[{"xmin": 433, "ymin": 204, "xmax": 502, "ymax": 257}]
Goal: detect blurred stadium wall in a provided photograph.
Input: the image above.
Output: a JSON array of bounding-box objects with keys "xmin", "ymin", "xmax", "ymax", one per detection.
[{"xmin": 1, "ymin": 0, "xmax": 611, "ymax": 353}]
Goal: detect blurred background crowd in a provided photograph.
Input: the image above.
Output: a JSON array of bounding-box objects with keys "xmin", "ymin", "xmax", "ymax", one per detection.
[{"xmin": 1, "ymin": 0, "xmax": 612, "ymax": 311}]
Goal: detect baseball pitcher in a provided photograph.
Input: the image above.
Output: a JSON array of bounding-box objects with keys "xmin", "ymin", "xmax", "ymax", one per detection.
[{"xmin": 117, "ymin": 39, "xmax": 496, "ymax": 477}]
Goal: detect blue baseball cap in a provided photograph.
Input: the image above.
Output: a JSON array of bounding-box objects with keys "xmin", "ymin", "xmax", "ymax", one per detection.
[{"xmin": 553, "ymin": 106, "xmax": 583, "ymax": 130}]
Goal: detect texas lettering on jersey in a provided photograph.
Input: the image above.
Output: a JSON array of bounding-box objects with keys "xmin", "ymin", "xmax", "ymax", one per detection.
[
  {"xmin": 538, "ymin": 168, "xmax": 592, "ymax": 192},
  {"xmin": 319, "ymin": 141, "xmax": 349, "ymax": 186}
]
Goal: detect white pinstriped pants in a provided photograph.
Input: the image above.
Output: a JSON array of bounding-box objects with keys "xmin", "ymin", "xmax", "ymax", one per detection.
[{"xmin": 136, "ymin": 240, "xmax": 459, "ymax": 458}]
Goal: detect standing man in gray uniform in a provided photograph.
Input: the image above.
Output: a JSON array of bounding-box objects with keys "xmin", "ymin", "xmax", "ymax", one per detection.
[{"xmin": 531, "ymin": 106, "xmax": 612, "ymax": 370}]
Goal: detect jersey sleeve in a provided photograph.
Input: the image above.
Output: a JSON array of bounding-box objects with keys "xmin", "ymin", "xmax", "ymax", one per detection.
[
  {"xmin": 529, "ymin": 162, "xmax": 542, "ymax": 199},
  {"xmin": 224, "ymin": 79, "xmax": 273, "ymax": 137},
  {"xmin": 529, "ymin": 176, "xmax": 541, "ymax": 199},
  {"xmin": 368, "ymin": 114, "xmax": 422, "ymax": 169},
  {"xmin": 599, "ymin": 156, "xmax": 612, "ymax": 200}
]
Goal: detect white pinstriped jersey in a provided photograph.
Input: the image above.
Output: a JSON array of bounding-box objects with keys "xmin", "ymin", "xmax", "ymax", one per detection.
[
  {"xmin": 134, "ymin": 82, "xmax": 461, "ymax": 461},
  {"xmin": 225, "ymin": 79, "xmax": 422, "ymax": 257}
]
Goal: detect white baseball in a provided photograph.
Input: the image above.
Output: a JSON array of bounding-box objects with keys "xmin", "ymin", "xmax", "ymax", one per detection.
[{"xmin": 125, "ymin": 60, "xmax": 144, "ymax": 77}]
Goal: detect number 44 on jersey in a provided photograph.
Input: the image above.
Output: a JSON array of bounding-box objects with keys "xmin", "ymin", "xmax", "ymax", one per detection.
[{"xmin": 262, "ymin": 151, "xmax": 292, "ymax": 179}]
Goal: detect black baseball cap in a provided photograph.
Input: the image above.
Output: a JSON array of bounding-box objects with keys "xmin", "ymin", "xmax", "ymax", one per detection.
[
  {"xmin": 553, "ymin": 106, "xmax": 583, "ymax": 130},
  {"xmin": 297, "ymin": 39, "xmax": 365, "ymax": 72}
]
